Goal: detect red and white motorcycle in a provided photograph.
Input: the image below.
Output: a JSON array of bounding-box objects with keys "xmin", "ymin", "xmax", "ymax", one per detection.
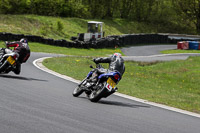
[{"xmin": 0, "ymin": 47, "xmax": 19, "ymax": 74}]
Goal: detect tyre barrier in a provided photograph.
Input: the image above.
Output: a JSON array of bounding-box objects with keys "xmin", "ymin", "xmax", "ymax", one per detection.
[
  {"xmin": 1, "ymin": 32, "xmax": 200, "ymax": 48},
  {"xmin": 177, "ymin": 41, "xmax": 200, "ymax": 50}
]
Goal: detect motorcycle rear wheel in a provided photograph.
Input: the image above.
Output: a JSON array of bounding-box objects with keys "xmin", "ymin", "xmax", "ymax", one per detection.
[{"xmin": 89, "ymin": 82, "xmax": 106, "ymax": 102}]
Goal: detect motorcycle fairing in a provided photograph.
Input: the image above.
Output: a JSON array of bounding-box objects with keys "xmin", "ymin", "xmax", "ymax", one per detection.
[
  {"xmin": 98, "ymin": 71, "xmax": 121, "ymax": 81},
  {"xmin": 87, "ymin": 71, "xmax": 93, "ymax": 78}
]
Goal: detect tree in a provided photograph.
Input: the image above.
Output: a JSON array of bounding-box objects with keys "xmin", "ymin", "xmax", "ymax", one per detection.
[
  {"xmin": 0, "ymin": 0, "xmax": 28, "ymax": 14},
  {"xmin": 173, "ymin": 0, "xmax": 200, "ymax": 34},
  {"xmin": 120, "ymin": 0, "xmax": 133, "ymax": 19}
]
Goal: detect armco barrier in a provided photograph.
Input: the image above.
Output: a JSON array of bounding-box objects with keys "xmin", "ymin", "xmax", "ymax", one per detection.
[{"xmin": 1, "ymin": 32, "xmax": 200, "ymax": 48}]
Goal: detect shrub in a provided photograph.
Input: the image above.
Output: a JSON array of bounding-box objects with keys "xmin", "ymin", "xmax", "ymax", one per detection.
[{"xmin": 56, "ymin": 20, "xmax": 64, "ymax": 32}]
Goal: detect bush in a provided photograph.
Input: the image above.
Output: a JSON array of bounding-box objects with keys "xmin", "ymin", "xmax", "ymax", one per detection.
[{"xmin": 56, "ymin": 20, "xmax": 64, "ymax": 32}]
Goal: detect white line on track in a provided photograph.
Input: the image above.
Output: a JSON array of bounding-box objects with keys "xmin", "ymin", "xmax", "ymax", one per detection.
[
  {"xmin": 33, "ymin": 57, "xmax": 80, "ymax": 83},
  {"xmin": 33, "ymin": 57, "xmax": 200, "ymax": 119},
  {"xmin": 125, "ymin": 53, "xmax": 200, "ymax": 58}
]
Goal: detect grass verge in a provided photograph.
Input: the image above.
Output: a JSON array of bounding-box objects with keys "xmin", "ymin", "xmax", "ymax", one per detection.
[
  {"xmin": 1, "ymin": 41, "xmax": 123, "ymax": 57},
  {"xmin": 43, "ymin": 56, "xmax": 200, "ymax": 114},
  {"xmin": 1, "ymin": 14, "xmax": 195, "ymax": 41},
  {"xmin": 0, "ymin": 14, "xmax": 162, "ymax": 40},
  {"xmin": 161, "ymin": 49, "xmax": 200, "ymax": 54},
  {"xmin": 29, "ymin": 42, "xmax": 123, "ymax": 57}
]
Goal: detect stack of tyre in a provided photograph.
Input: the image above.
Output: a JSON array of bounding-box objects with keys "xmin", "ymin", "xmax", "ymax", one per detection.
[{"xmin": 177, "ymin": 41, "xmax": 200, "ymax": 50}]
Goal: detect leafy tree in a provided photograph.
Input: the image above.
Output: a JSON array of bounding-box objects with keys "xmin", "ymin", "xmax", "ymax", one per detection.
[
  {"xmin": 0, "ymin": 0, "xmax": 198, "ymax": 34},
  {"xmin": 173, "ymin": 0, "xmax": 200, "ymax": 33},
  {"xmin": 0, "ymin": 0, "xmax": 28, "ymax": 14}
]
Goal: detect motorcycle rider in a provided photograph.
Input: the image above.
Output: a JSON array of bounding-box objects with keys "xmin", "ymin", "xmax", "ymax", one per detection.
[
  {"xmin": 91, "ymin": 53, "xmax": 125, "ymax": 83},
  {"xmin": 0, "ymin": 38, "xmax": 30, "ymax": 74}
]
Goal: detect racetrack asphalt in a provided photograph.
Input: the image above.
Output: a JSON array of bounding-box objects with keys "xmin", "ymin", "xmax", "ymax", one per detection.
[
  {"xmin": 122, "ymin": 45, "xmax": 178, "ymax": 56},
  {"xmin": 0, "ymin": 45, "xmax": 200, "ymax": 133},
  {"xmin": 122, "ymin": 45, "xmax": 200, "ymax": 62}
]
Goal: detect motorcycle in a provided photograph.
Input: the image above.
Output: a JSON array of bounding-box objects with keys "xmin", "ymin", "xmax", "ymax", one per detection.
[
  {"xmin": 0, "ymin": 48, "xmax": 18, "ymax": 74},
  {"xmin": 72, "ymin": 63, "xmax": 122, "ymax": 102}
]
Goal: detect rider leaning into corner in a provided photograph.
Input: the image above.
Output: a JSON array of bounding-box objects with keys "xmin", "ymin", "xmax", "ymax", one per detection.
[
  {"xmin": 0, "ymin": 38, "xmax": 31, "ymax": 74},
  {"xmin": 92, "ymin": 53, "xmax": 125, "ymax": 83}
]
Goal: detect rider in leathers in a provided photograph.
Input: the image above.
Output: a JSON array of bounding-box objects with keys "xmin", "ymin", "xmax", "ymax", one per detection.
[
  {"xmin": 92, "ymin": 53, "xmax": 125, "ymax": 82},
  {"xmin": 0, "ymin": 38, "xmax": 30, "ymax": 74}
]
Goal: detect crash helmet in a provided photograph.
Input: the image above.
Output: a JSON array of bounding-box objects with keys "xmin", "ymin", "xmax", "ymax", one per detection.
[
  {"xmin": 20, "ymin": 38, "xmax": 28, "ymax": 44},
  {"xmin": 112, "ymin": 53, "xmax": 122, "ymax": 58}
]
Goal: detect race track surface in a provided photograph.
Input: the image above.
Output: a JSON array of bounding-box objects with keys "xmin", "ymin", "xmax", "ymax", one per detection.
[
  {"xmin": 121, "ymin": 45, "xmax": 177, "ymax": 56},
  {"xmin": 0, "ymin": 51, "xmax": 200, "ymax": 133},
  {"xmin": 122, "ymin": 45, "xmax": 200, "ymax": 62}
]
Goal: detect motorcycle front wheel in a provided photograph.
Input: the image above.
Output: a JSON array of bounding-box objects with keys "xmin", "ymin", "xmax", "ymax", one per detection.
[
  {"xmin": 0, "ymin": 60, "xmax": 9, "ymax": 73},
  {"xmin": 72, "ymin": 79, "xmax": 86, "ymax": 97},
  {"xmin": 72, "ymin": 86, "xmax": 84, "ymax": 97}
]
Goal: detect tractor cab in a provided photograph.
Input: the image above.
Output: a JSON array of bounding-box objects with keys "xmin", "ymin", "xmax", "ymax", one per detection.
[
  {"xmin": 76, "ymin": 21, "xmax": 104, "ymax": 42},
  {"xmin": 87, "ymin": 21, "xmax": 103, "ymax": 33}
]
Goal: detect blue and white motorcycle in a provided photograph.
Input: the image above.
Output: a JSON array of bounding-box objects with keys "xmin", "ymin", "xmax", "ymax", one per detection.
[{"xmin": 73, "ymin": 63, "xmax": 121, "ymax": 102}]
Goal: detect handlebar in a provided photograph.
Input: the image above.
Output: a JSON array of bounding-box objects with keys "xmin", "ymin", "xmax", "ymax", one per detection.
[{"xmin": 89, "ymin": 63, "xmax": 103, "ymax": 69}]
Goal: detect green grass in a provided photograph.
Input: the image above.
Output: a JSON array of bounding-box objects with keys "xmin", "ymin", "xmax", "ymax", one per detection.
[
  {"xmin": 121, "ymin": 59, "xmax": 200, "ymax": 113},
  {"xmin": 0, "ymin": 14, "xmax": 184, "ymax": 41},
  {"xmin": 29, "ymin": 42, "xmax": 123, "ymax": 57},
  {"xmin": 43, "ymin": 56, "xmax": 200, "ymax": 114},
  {"xmin": 0, "ymin": 41, "xmax": 123, "ymax": 57},
  {"xmin": 0, "ymin": 15, "xmax": 125, "ymax": 40},
  {"xmin": 0, "ymin": 15, "xmax": 86, "ymax": 40},
  {"xmin": 161, "ymin": 49, "xmax": 200, "ymax": 54}
]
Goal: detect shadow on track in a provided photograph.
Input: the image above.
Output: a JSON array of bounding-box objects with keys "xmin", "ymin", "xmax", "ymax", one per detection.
[
  {"xmin": 77, "ymin": 96, "xmax": 150, "ymax": 109},
  {"xmin": 0, "ymin": 74, "xmax": 48, "ymax": 82},
  {"xmin": 98, "ymin": 100, "xmax": 151, "ymax": 109}
]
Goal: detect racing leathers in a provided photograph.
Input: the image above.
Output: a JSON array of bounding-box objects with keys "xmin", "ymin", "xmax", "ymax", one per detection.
[
  {"xmin": 4, "ymin": 41, "xmax": 30, "ymax": 74},
  {"xmin": 93, "ymin": 53, "xmax": 125, "ymax": 81}
]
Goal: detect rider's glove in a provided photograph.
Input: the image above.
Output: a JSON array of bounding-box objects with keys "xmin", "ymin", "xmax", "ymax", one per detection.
[
  {"xmin": 93, "ymin": 58, "xmax": 97, "ymax": 63},
  {"xmin": 5, "ymin": 41, "xmax": 9, "ymax": 48}
]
